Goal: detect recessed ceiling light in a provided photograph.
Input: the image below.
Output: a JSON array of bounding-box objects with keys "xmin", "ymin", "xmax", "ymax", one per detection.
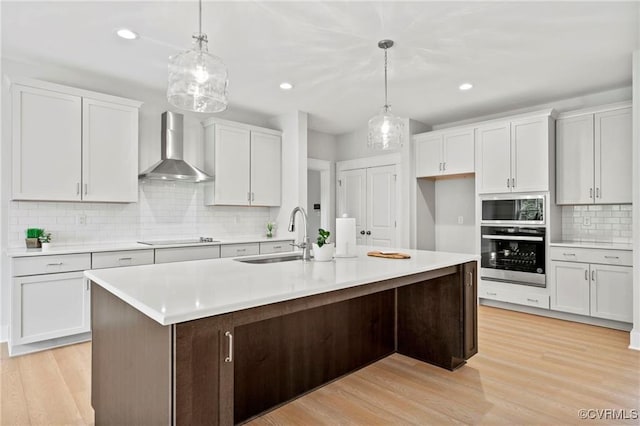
[
  {"xmin": 116, "ymin": 28, "xmax": 139, "ymax": 40},
  {"xmin": 459, "ymin": 83, "xmax": 473, "ymax": 91},
  {"xmin": 279, "ymin": 82, "xmax": 294, "ymax": 90}
]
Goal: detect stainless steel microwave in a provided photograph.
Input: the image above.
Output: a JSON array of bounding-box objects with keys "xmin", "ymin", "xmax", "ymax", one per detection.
[{"xmin": 481, "ymin": 195, "xmax": 545, "ymax": 225}]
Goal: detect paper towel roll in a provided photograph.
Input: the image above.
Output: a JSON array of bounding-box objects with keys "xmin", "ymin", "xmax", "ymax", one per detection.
[{"xmin": 335, "ymin": 217, "xmax": 357, "ymax": 257}]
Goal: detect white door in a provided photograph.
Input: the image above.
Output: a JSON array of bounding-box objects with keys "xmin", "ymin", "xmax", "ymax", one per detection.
[
  {"xmin": 337, "ymin": 169, "xmax": 367, "ymax": 245},
  {"xmin": 11, "ymin": 272, "xmax": 90, "ymax": 345},
  {"xmin": 415, "ymin": 134, "xmax": 442, "ymax": 177},
  {"xmin": 590, "ymin": 264, "xmax": 633, "ymax": 323},
  {"xmin": 511, "ymin": 117, "xmax": 549, "ymax": 192},
  {"xmin": 366, "ymin": 165, "xmax": 397, "ymax": 247},
  {"xmin": 555, "ymin": 114, "xmax": 595, "ymax": 204},
  {"xmin": 214, "ymin": 124, "xmax": 251, "ymax": 205},
  {"xmin": 250, "ymin": 131, "xmax": 281, "ymax": 206},
  {"xmin": 595, "ymin": 107, "xmax": 632, "ymax": 204},
  {"xmin": 12, "ymin": 84, "xmax": 82, "ymax": 201},
  {"xmin": 476, "ymin": 123, "xmax": 511, "ymax": 194},
  {"xmin": 82, "ymin": 98, "xmax": 139, "ymax": 202},
  {"xmin": 551, "ymin": 261, "xmax": 590, "ymax": 316},
  {"xmin": 442, "ymin": 129, "xmax": 474, "ymax": 175}
]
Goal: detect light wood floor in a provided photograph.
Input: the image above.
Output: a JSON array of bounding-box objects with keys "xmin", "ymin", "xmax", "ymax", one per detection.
[{"xmin": 2, "ymin": 306, "xmax": 639, "ymax": 425}]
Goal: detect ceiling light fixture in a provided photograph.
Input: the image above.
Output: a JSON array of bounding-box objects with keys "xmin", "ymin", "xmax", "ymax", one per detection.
[
  {"xmin": 116, "ymin": 28, "xmax": 139, "ymax": 40},
  {"xmin": 459, "ymin": 82, "xmax": 473, "ymax": 91},
  {"xmin": 279, "ymin": 82, "xmax": 294, "ymax": 90},
  {"xmin": 167, "ymin": 0, "xmax": 228, "ymax": 113},
  {"xmin": 368, "ymin": 40, "xmax": 404, "ymax": 150}
]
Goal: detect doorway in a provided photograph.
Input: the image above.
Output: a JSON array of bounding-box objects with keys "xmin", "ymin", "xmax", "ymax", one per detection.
[{"xmin": 307, "ymin": 158, "xmax": 334, "ymax": 238}]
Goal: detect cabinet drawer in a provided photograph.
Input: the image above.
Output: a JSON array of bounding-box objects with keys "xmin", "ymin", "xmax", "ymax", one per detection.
[
  {"xmin": 155, "ymin": 246, "xmax": 221, "ymax": 264},
  {"xmin": 520, "ymin": 294, "xmax": 550, "ymax": 309},
  {"xmin": 221, "ymin": 243, "xmax": 260, "ymax": 258},
  {"xmin": 549, "ymin": 247, "xmax": 632, "ymax": 266},
  {"xmin": 259, "ymin": 240, "xmax": 293, "ymax": 254},
  {"xmin": 12, "ymin": 253, "xmax": 91, "ymax": 277},
  {"xmin": 92, "ymin": 250, "xmax": 154, "ymax": 269},
  {"xmin": 479, "ymin": 281, "xmax": 550, "ymax": 309}
]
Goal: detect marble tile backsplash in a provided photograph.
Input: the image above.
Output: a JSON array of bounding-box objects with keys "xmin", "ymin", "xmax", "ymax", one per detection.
[
  {"xmin": 7, "ymin": 180, "xmax": 273, "ymax": 248},
  {"xmin": 561, "ymin": 204, "xmax": 632, "ymax": 244}
]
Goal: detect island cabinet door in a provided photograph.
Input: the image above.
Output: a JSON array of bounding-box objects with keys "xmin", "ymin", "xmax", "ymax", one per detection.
[
  {"xmin": 463, "ymin": 261, "xmax": 478, "ymax": 359},
  {"xmin": 174, "ymin": 314, "xmax": 234, "ymax": 426}
]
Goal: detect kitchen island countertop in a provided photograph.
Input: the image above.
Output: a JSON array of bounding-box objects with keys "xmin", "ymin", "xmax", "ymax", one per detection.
[{"xmin": 85, "ymin": 247, "xmax": 478, "ymax": 325}]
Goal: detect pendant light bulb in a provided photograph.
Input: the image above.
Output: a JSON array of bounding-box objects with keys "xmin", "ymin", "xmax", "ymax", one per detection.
[
  {"xmin": 167, "ymin": 0, "xmax": 229, "ymax": 113},
  {"xmin": 368, "ymin": 39, "xmax": 404, "ymax": 150}
]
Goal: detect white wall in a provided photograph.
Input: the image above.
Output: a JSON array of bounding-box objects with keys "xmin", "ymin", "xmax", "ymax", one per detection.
[
  {"xmin": 434, "ymin": 177, "xmax": 476, "ymax": 254},
  {"xmin": 308, "ymin": 129, "xmax": 337, "ymax": 162}
]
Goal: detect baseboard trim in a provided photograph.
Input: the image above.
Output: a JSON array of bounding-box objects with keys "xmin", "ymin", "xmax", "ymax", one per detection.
[
  {"xmin": 629, "ymin": 328, "xmax": 640, "ymax": 351},
  {"xmin": 8, "ymin": 332, "xmax": 91, "ymax": 357},
  {"xmin": 479, "ymin": 299, "xmax": 633, "ymax": 332}
]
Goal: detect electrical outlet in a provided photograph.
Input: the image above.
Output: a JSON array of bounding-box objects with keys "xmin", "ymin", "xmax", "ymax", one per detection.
[
  {"xmin": 457, "ymin": 216, "xmax": 464, "ymax": 225},
  {"xmin": 77, "ymin": 214, "xmax": 86, "ymax": 225},
  {"xmin": 583, "ymin": 216, "xmax": 591, "ymax": 226}
]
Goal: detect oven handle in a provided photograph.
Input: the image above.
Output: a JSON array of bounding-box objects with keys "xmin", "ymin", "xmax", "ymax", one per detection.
[{"xmin": 481, "ymin": 235, "xmax": 544, "ymax": 242}]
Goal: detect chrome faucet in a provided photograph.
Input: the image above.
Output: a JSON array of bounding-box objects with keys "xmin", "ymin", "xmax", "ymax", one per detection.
[{"xmin": 288, "ymin": 206, "xmax": 311, "ymax": 261}]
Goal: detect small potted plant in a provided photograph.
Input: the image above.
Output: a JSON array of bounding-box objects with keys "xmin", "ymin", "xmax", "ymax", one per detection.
[
  {"xmin": 266, "ymin": 221, "xmax": 275, "ymax": 238},
  {"xmin": 25, "ymin": 228, "xmax": 44, "ymax": 249},
  {"xmin": 39, "ymin": 231, "xmax": 52, "ymax": 251},
  {"xmin": 313, "ymin": 228, "xmax": 334, "ymax": 262}
]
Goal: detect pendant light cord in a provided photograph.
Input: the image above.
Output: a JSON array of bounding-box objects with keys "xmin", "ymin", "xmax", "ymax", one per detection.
[
  {"xmin": 198, "ymin": 0, "xmax": 202, "ymax": 36},
  {"xmin": 383, "ymin": 47, "xmax": 389, "ymax": 112}
]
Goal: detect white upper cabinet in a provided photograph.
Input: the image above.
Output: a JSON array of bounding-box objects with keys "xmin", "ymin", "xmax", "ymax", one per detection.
[
  {"xmin": 414, "ymin": 128, "xmax": 473, "ymax": 178},
  {"xmin": 556, "ymin": 104, "xmax": 631, "ymax": 205},
  {"xmin": 476, "ymin": 112, "xmax": 553, "ymax": 194},
  {"xmin": 11, "ymin": 79, "xmax": 141, "ymax": 202},
  {"xmin": 203, "ymin": 119, "xmax": 282, "ymax": 206}
]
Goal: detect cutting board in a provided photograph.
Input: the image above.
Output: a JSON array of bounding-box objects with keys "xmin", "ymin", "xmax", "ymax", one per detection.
[{"xmin": 367, "ymin": 251, "xmax": 411, "ymax": 259}]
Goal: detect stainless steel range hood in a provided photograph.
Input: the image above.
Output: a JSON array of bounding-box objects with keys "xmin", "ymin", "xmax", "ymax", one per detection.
[{"xmin": 138, "ymin": 111, "xmax": 213, "ymax": 182}]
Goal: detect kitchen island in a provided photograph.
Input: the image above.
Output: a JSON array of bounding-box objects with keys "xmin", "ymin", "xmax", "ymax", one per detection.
[{"xmin": 86, "ymin": 247, "xmax": 478, "ymax": 425}]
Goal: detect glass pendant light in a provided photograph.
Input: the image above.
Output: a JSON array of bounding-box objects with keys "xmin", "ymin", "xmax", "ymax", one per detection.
[
  {"xmin": 167, "ymin": 0, "xmax": 228, "ymax": 113},
  {"xmin": 367, "ymin": 40, "xmax": 404, "ymax": 150}
]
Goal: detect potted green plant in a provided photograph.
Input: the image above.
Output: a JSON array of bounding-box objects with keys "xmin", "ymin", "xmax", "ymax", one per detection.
[
  {"xmin": 25, "ymin": 228, "xmax": 44, "ymax": 249},
  {"xmin": 39, "ymin": 231, "xmax": 52, "ymax": 251},
  {"xmin": 266, "ymin": 221, "xmax": 275, "ymax": 238},
  {"xmin": 312, "ymin": 228, "xmax": 334, "ymax": 262}
]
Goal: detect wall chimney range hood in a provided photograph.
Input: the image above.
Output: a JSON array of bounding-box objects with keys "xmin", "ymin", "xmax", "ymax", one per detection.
[{"xmin": 138, "ymin": 111, "xmax": 213, "ymax": 182}]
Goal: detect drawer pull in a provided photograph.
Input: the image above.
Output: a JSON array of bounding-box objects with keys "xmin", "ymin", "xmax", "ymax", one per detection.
[
  {"xmin": 604, "ymin": 256, "xmax": 619, "ymax": 259},
  {"xmin": 585, "ymin": 270, "xmax": 588, "ymax": 280},
  {"xmin": 46, "ymin": 262, "xmax": 63, "ymax": 266},
  {"xmin": 526, "ymin": 298, "xmax": 539, "ymax": 303},
  {"xmin": 273, "ymin": 245, "xmax": 282, "ymax": 249},
  {"xmin": 563, "ymin": 253, "xmax": 576, "ymax": 257},
  {"xmin": 118, "ymin": 257, "xmax": 133, "ymax": 261},
  {"xmin": 224, "ymin": 331, "xmax": 233, "ymax": 363},
  {"xmin": 486, "ymin": 291, "xmax": 497, "ymax": 296},
  {"xmin": 237, "ymin": 248, "xmax": 246, "ymax": 252}
]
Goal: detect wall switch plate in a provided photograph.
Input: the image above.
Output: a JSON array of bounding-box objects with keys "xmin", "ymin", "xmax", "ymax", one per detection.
[
  {"xmin": 583, "ymin": 216, "xmax": 591, "ymax": 226},
  {"xmin": 76, "ymin": 214, "xmax": 86, "ymax": 225},
  {"xmin": 457, "ymin": 216, "xmax": 464, "ymax": 225}
]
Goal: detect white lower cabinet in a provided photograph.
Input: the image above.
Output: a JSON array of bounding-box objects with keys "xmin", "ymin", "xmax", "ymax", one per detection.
[
  {"xmin": 551, "ymin": 257, "xmax": 632, "ymax": 323},
  {"xmin": 221, "ymin": 243, "xmax": 260, "ymax": 258},
  {"xmin": 479, "ymin": 281, "xmax": 550, "ymax": 309},
  {"xmin": 11, "ymin": 272, "xmax": 90, "ymax": 346}
]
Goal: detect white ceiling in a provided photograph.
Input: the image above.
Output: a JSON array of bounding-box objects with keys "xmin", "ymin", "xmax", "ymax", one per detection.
[{"xmin": 2, "ymin": 1, "xmax": 638, "ymax": 134}]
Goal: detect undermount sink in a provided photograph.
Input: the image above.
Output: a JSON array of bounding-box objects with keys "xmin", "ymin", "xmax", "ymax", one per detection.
[{"xmin": 235, "ymin": 253, "xmax": 304, "ymax": 264}]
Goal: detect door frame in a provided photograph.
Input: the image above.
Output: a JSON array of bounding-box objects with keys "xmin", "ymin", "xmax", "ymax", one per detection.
[{"xmin": 307, "ymin": 158, "xmax": 333, "ymax": 237}]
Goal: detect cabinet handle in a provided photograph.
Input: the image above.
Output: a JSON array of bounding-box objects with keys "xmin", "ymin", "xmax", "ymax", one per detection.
[
  {"xmin": 506, "ymin": 178, "xmax": 510, "ymax": 188},
  {"xmin": 438, "ymin": 163, "xmax": 442, "ymax": 171},
  {"xmin": 46, "ymin": 262, "xmax": 63, "ymax": 266},
  {"xmin": 366, "ymin": 230, "xmax": 371, "ymax": 235},
  {"xmin": 247, "ymin": 192, "xmax": 251, "ymax": 201},
  {"xmin": 467, "ymin": 271, "xmax": 473, "ymax": 287},
  {"xmin": 360, "ymin": 230, "xmax": 366, "ymax": 235},
  {"xmin": 76, "ymin": 182, "xmax": 80, "ymax": 195},
  {"xmin": 86, "ymin": 279, "xmax": 90, "ymax": 291},
  {"xmin": 118, "ymin": 257, "xmax": 132, "ymax": 261},
  {"xmin": 589, "ymin": 188, "xmax": 593, "ymax": 199},
  {"xmin": 443, "ymin": 162, "xmax": 446, "ymax": 171},
  {"xmin": 486, "ymin": 291, "xmax": 497, "ymax": 296},
  {"xmin": 273, "ymin": 245, "xmax": 282, "ymax": 249},
  {"xmin": 596, "ymin": 187, "xmax": 600, "ymax": 198},
  {"xmin": 511, "ymin": 177, "xmax": 515, "ymax": 188},
  {"xmin": 237, "ymin": 248, "xmax": 246, "ymax": 252},
  {"xmin": 591, "ymin": 270, "xmax": 595, "ymax": 281},
  {"xmin": 224, "ymin": 331, "xmax": 233, "ymax": 363},
  {"xmin": 251, "ymin": 192, "xmax": 255, "ymax": 201},
  {"xmin": 84, "ymin": 183, "xmax": 88, "ymax": 195},
  {"xmin": 604, "ymin": 255, "xmax": 619, "ymax": 259},
  {"xmin": 563, "ymin": 253, "xmax": 576, "ymax": 257},
  {"xmin": 526, "ymin": 298, "xmax": 539, "ymax": 303}
]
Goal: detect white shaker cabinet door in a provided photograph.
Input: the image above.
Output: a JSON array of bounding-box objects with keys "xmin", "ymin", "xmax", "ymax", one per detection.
[
  {"xmin": 476, "ymin": 123, "xmax": 511, "ymax": 194},
  {"xmin": 214, "ymin": 124, "xmax": 251, "ymax": 205},
  {"xmin": 12, "ymin": 84, "xmax": 82, "ymax": 201},
  {"xmin": 555, "ymin": 114, "xmax": 594, "ymax": 204},
  {"xmin": 82, "ymin": 98, "xmax": 139, "ymax": 202},
  {"xmin": 511, "ymin": 116, "xmax": 549, "ymax": 192},
  {"xmin": 442, "ymin": 129, "xmax": 474, "ymax": 175},
  {"xmin": 11, "ymin": 272, "xmax": 90, "ymax": 346},
  {"xmin": 414, "ymin": 134, "xmax": 442, "ymax": 178},
  {"xmin": 337, "ymin": 169, "xmax": 367, "ymax": 245},
  {"xmin": 551, "ymin": 261, "xmax": 590, "ymax": 316},
  {"xmin": 366, "ymin": 165, "xmax": 397, "ymax": 248},
  {"xmin": 595, "ymin": 107, "xmax": 632, "ymax": 204},
  {"xmin": 590, "ymin": 264, "xmax": 633, "ymax": 323},
  {"xmin": 250, "ymin": 131, "xmax": 281, "ymax": 206}
]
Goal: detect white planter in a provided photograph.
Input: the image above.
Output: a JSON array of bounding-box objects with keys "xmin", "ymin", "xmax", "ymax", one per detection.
[
  {"xmin": 312, "ymin": 243, "xmax": 334, "ymax": 262},
  {"xmin": 41, "ymin": 243, "xmax": 51, "ymax": 252}
]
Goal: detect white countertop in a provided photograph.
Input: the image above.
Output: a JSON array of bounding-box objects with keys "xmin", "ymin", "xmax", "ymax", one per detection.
[
  {"xmin": 85, "ymin": 247, "xmax": 478, "ymax": 326},
  {"xmin": 6, "ymin": 237, "xmax": 294, "ymax": 258},
  {"xmin": 549, "ymin": 241, "xmax": 632, "ymax": 251}
]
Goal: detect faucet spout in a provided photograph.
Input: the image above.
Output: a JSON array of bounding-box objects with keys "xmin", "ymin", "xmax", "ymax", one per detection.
[{"xmin": 288, "ymin": 207, "xmax": 311, "ymax": 261}]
